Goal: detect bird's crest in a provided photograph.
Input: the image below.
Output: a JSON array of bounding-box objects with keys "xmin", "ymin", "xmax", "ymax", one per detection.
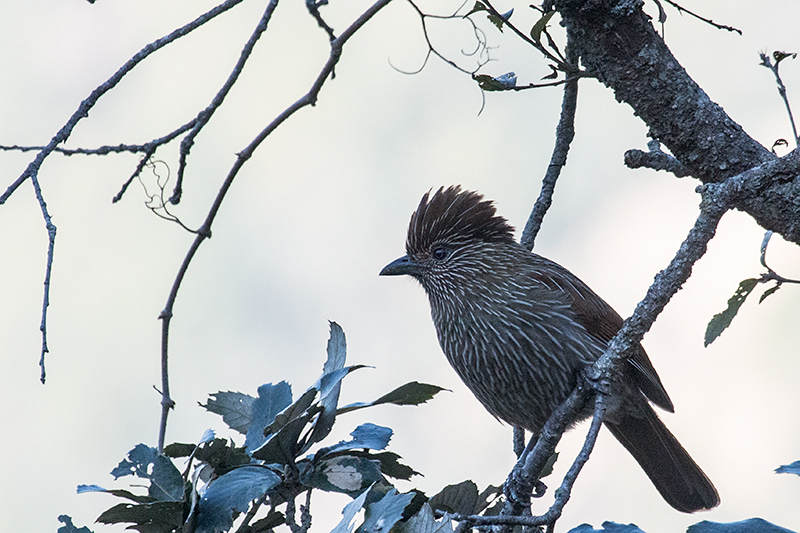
[{"xmin": 406, "ymin": 186, "xmax": 516, "ymax": 254}]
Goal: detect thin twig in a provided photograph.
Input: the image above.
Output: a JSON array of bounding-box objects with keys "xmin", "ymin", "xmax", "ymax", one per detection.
[
  {"xmin": 660, "ymin": 0, "xmax": 742, "ymax": 35},
  {"xmin": 155, "ymin": 0, "xmax": 396, "ymax": 453},
  {"xmin": 30, "ymin": 172, "xmax": 57, "ymax": 384},
  {"xmin": 760, "ymin": 52, "xmax": 799, "ymax": 147},
  {"xmin": 520, "ymin": 36, "xmax": 579, "ymax": 250},
  {"xmin": 0, "ymin": 0, "xmax": 246, "ymax": 206},
  {"xmin": 171, "ymin": 1, "xmax": 280, "ymax": 205}
]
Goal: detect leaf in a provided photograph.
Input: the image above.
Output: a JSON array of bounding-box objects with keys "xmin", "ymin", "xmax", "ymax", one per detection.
[
  {"xmin": 567, "ymin": 523, "xmax": 646, "ymax": 533},
  {"xmin": 251, "ymin": 412, "xmax": 313, "ymax": 463},
  {"xmin": 465, "ymin": 1, "xmax": 487, "ymax": 17},
  {"xmin": 318, "ymin": 423, "xmax": 394, "ymax": 457},
  {"xmin": 396, "ymin": 504, "xmax": 454, "ymax": 533},
  {"xmin": 530, "ymin": 10, "xmax": 556, "ymax": 42},
  {"xmin": 250, "ymin": 509, "xmax": 286, "ymax": 532},
  {"xmin": 704, "ymin": 278, "xmax": 759, "ymax": 346},
  {"xmin": 474, "ymin": 485, "xmax": 502, "ymax": 514},
  {"xmin": 687, "ymin": 517, "xmax": 797, "ymax": 533},
  {"xmin": 96, "ymin": 501, "xmax": 184, "ymax": 532},
  {"xmin": 77, "ymin": 484, "xmax": 156, "ymax": 504},
  {"xmin": 301, "ymin": 455, "xmax": 383, "ymax": 495},
  {"xmin": 773, "ymin": 51, "xmax": 797, "ymax": 64},
  {"xmin": 196, "ymin": 466, "xmax": 282, "ymax": 533},
  {"xmin": 357, "ymin": 489, "xmax": 416, "ymax": 533},
  {"xmin": 163, "ymin": 442, "xmax": 197, "ymax": 458},
  {"xmin": 428, "ymin": 480, "xmax": 478, "ymax": 516},
  {"xmin": 245, "ymin": 382, "xmax": 293, "ymax": 454},
  {"xmin": 307, "ymin": 322, "xmax": 349, "ymax": 447},
  {"xmin": 759, "ymin": 283, "xmax": 782, "ymax": 303},
  {"xmin": 338, "ymin": 382, "xmax": 447, "ymax": 414},
  {"xmin": 487, "ymin": 13, "xmax": 505, "ymax": 32},
  {"xmin": 331, "ymin": 486, "xmax": 373, "ymax": 533},
  {"xmin": 360, "ymin": 451, "xmax": 420, "ymax": 481},
  {"xmin": 201, "ymin": 391, "xmax": 256, "ymax": 435},
  {"xmin": 57, "ymin": 515, "xmax": 95, "ymax": 533},
  {"xmin": 110, "ymin": 444, "xmax": 184, "ymax": 502},
  {"xmin": 776, "ymin": 460, "xmax": 800, "ymax": 476}
]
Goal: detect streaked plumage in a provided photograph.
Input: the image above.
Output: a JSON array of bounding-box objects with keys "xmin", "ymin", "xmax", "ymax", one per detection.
[{"xmin": 380, "ymin": 186, "xmax": 718, "ymax": 513}]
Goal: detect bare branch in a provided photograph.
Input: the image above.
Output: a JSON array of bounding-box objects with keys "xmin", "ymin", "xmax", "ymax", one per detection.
[
  {"xmin": 155, "ymin": 0, "xmax": 396, "ymax": 453},
  {"xmin": 624, "ymin": 139, "xmax": 691, "ymax": 177},
  {"xmin": 30, "ymin": 171, "xmax": 56, "ymax": 384},
  {"xmin": 759, "ymin": 51, "xmax": 799, "ymax": 147},
  {"xmin": 520, "ymin": 36, "xmax": 579, "ymax": 250},
  {"xmin": 659, "ymin": 0, "xmax": 742, "ymax": 34}
]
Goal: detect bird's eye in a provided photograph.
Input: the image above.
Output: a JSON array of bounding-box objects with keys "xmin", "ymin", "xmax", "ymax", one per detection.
[{"xmin": 431, "ymin": 246, "xmax": 450, "ymax": 261}]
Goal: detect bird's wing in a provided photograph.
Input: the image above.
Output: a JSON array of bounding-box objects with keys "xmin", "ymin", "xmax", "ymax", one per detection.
[{"xmin": 530, "ymin": 257, "xmax": 675, "ymax": 413}]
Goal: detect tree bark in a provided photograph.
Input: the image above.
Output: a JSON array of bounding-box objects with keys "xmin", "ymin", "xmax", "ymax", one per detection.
[{"xmin": 554, "ymin": 0, "xmax": 800, "ymax": 244}]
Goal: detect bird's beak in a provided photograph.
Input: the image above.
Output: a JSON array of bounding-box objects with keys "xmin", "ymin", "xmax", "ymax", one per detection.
[{"xmin": 380, "ymin": 255, "xmax": 421, "ymax": 276}]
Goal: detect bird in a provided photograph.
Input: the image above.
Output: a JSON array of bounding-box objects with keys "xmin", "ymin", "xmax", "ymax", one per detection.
[{"xmin": 379, "ymin": 185, "xmax": 719, "ymax": 513}]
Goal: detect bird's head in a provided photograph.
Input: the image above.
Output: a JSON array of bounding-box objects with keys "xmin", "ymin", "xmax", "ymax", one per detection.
[{"xmin": 380, "ymin": 186, "xmax": 516, "ymax": 287}]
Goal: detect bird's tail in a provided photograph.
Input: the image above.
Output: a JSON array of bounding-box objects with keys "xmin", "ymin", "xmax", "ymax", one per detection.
[{"xmin": 604, "ymin": 404, "xmax": 719, "ymax": 513}]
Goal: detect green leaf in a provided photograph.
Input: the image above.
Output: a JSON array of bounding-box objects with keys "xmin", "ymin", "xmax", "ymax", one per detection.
[
  {"xmin": 776, "ymin": 460, "xmax": 800, "ymax": 476},
  {"xmin": 196, "ymin": 465, "xmax": 282, "ymax": 533},
  {"xmin": 251, "ymin": 412, "xmax": 313, "ymax": 463},
  {"xmin": 428, "ymin": 480, "xmax": 478, "ymax": 516},
  {"xmin": 109, "ymin": 444, "xmax": 184, "ymax": 502},
  {"xmin": 201, "ymin": 391, "xmax": 256, "ymax": 435},
  {"xmin": 567, "ymin": 523, "xmax": 646, "ymax": 533},
  {"xmin": 357, "ymin": 489, "xmax": 416, "ymax": 533},
  {"xmin": 687, "ymin": 517, "xmax": 796, "ymax": 533},
  {"xmin": 474, "ymin": 485, "xmax": 502, "ymax": 514},
  {"xmin": 338, "ymin": 381, "xmax": 447, "ymax": 414},
  {"xmin": 331, "ymin": 486, "xmax": 373, "ymax": 533},
  {"xmin": 396, "ymin": 504, "xmax": 454, "ymax": 533},
  {"xmin": 301, "ymin": 455, "xmax": 383, "ymax": 495},
  {"xmin": 307, "ymin": 322, "xmax": 349, "ymax": 447},
  {"xmin": 759, "ymin": 283, "xmax": 781, "ymax": 303},
  {"xmin": 162, "ymin": 442, "xmax": 197, "ymax": 458},
  {"xmin": 57, "ymin": 515, "xmax": 95, "ymax": 533},
  {"xmin": 77, "ymin": 485, "xmax": 156, "ymax": 504},
  {"xmin": 318, "ymin": 423, "xmax": 393, "ymax": 457},
  {"xmin": 465, "ymin": 1, "xmax": 487, "ymax": 17},
  {"xmin": 704, "ymin": 278, "xmax": 759, "ymax": 346},
  {"xmin": 773, "ymin": 50, "xmax": 797, "ymax": 64},
  {"xmin": 96, "ymin": 501, "xmax": 184, "ymax": 532},
  {"xmin": 530, "ymin": 10, "xmax": 556, "ymax": 42},
  {"xmin": 487, "ymin": 13, "xmax": 505, "ymax": 32},
  {"xmin": 250, "ymin": 509, "xmax": 286, "ymax": 532},
  {"xmin": 245, "ymin": 382, "xmax": 293, "ymax": 454}
]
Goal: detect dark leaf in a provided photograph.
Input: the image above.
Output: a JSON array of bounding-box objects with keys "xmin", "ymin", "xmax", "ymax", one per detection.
[
  {"xmin": 318, "ymin": 423, "xmax": 393, "ymax": 457},
  {"xmin": 773, "ymin": 51, "xmax": 797, "ymax": 64},
  {"xmin": 357, "ymin": 489, "xmax": 416, "ymax": 533},
  {"xmin": 759, "ymin": 284, "xmax": 782, "ymax": 303},
  {"xmin": 396, "ymin": 504, "xmax": 454, "ymax": 533},
  {"xmin": 307, "ymin": 323, "xmax": 349, "ymax": 447},
  {"xmin": 246, "ymin": 382, "xmax": 293, "ymax": 454},
  {"xmin": 96, "ymin": 501, "xmax": 183, "ymax": 532},
  {"xmin": 57, "ymin": 515, "xmax": 95, "ymax": 533},
  {"xmin": 474, "ymin": 485, "xmax": 502, "ymax": 514},
  {"xmin": 196, "ymin": 466, "xmax": 281, "ymax": 533},
  {"xmin": 338, "ymin": 382, "xmax": 447, "ymax": 414},
  {"xmin": 776, "ymin": 460, "xmax": 800, "ymax": 476},
  {"xmin": 263, "ymin": 387, "xmax": 318, "ymax": 439},
  {"xmin": 301, "ymin": 455, "xmax": 383, "ymax": 495},
  {"xmin": 567, "ymin": 523, "xmax": 646, "ymax": 533},
  {"xmin": 77, "ymin": 485, "xmax": 156, "ymax": 504},
  {"xmin": 652, "ymin": 0, "xmax": 667, "ymax": 23},
  {"xmin": 365, "ymin": 451, "xmax": 420, "ymax": 480},
  {"xmin": 487, "ymin": 13, "xmax": 505, "ymax": 32},
  {"xmin": 110, "ymin": 444, "xmax": 184, "ymax": 502},
  {"xmin": 473, "ymin": 74, "xmax": 505, "ymax": 91},
  {"xmin": 428, "ymin": 480, "xmax": 478, "ymax": 516},
  {"xmin": 201, "ymin": 391, "xmax": 256, "ymax": 435},
  {"xmin": 530, "ymin": 10, "xmax": 555, "ymax": 42},
  {"xmin": 704, "ymin": 278, "xmax": 759, "ymax": 346},
  {"xmin": 251, "ymin": 413, "xmax": 312, "ymax": 463},
  {"xmin": 687, "ymin": 517, "xmax": 797, "ymax": 533},
  {"xmin": 465, "ymin": 1, "xmax": 487, "ymax": 16},
  {"xmin": 331, "ymin": 486, "xmax": 373, "ymax": 533},
  {"xmin": 163, "ymin": 442, "xmax": 197, "ymax": 458}
]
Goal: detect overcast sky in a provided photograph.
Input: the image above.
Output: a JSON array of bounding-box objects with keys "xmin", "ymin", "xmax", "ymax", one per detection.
[{"xmin": 1, "ymin": 1, "xmax": 799, "ymax": 532}]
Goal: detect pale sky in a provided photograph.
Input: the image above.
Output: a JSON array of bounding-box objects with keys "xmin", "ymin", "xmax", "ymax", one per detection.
[{"xmin": 1, "ymin": 1, "xmax": 799, "ymax": 532}]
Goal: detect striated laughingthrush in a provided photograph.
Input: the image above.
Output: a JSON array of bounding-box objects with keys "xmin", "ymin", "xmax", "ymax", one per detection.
[{"xmin": 380, "ymin": 186, "xmax": 719, "ymax": 513}]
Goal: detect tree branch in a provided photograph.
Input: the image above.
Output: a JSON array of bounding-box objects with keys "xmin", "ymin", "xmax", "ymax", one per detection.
[
  {"xmin": 555, "ymin": 0, "xmax": 800, "ymax": 244},
  {"xmin": 155, "ymin": 0, "xmax": 396, "ymax": 453}
]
